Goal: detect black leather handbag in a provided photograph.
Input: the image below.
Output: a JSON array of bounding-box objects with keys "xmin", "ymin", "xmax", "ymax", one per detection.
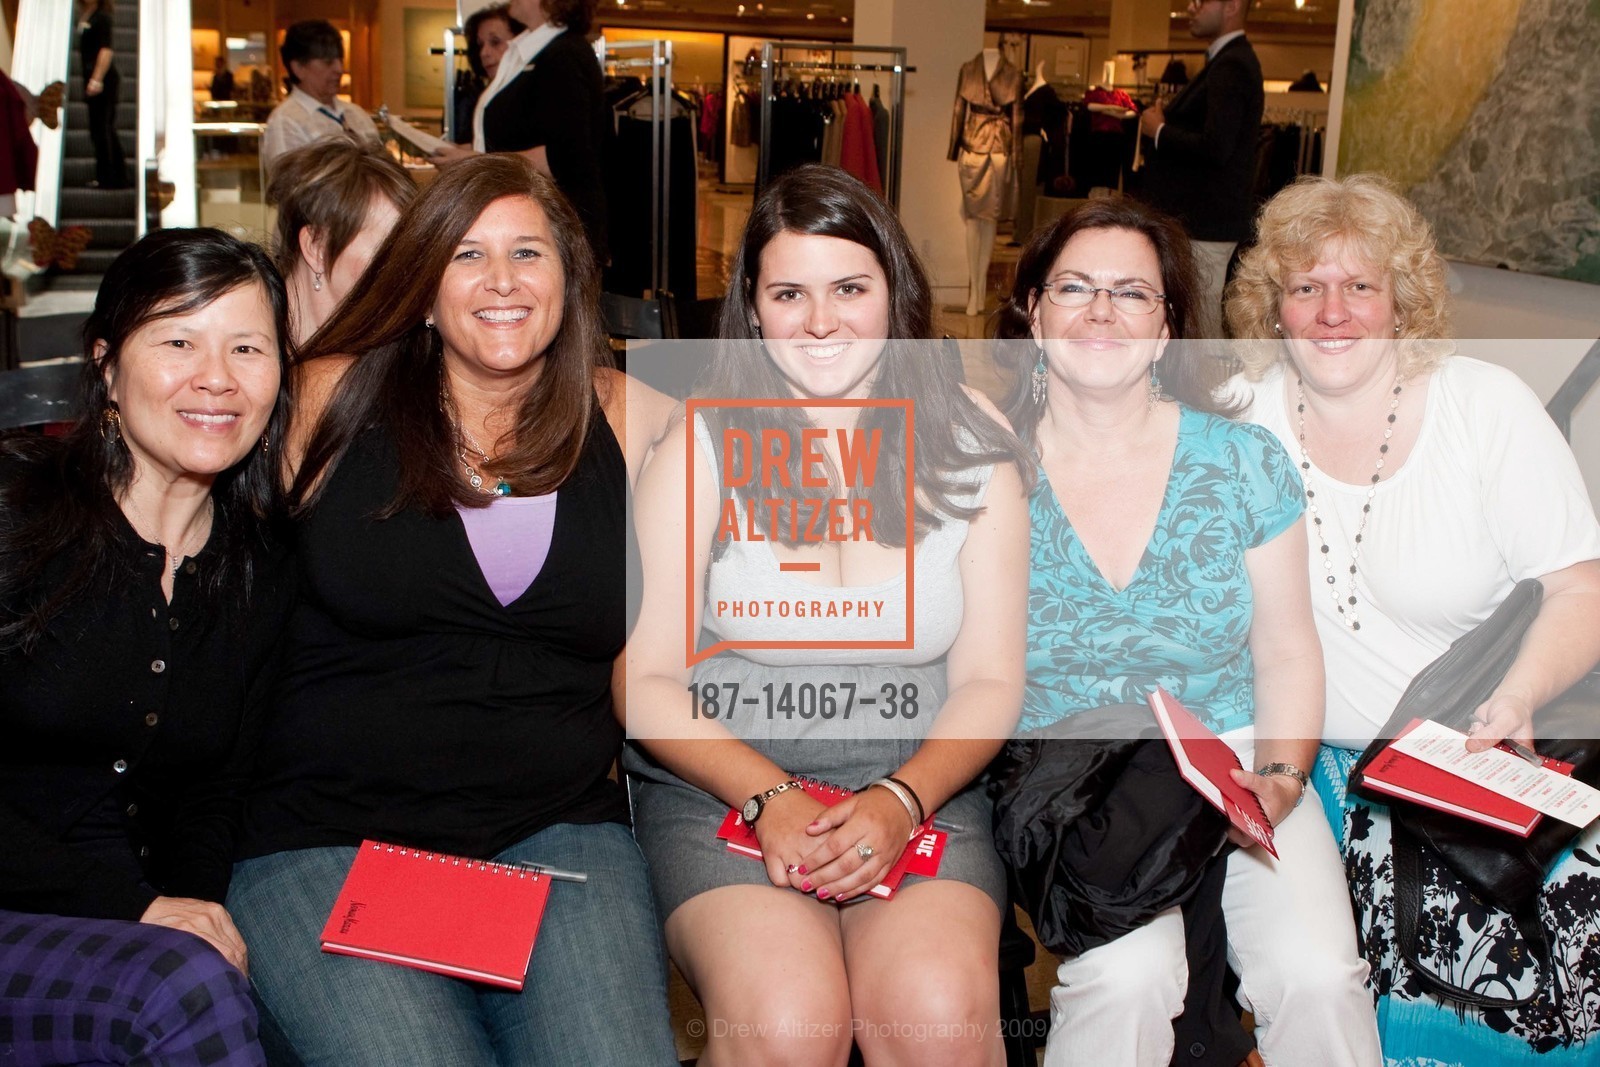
[{"xmin": 1350, "ymin": 578, "xmax": 1600, "ymax": 1006}]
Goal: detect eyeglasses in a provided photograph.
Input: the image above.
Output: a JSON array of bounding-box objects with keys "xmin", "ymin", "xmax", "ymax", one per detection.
[{"xmin": 1039, "ymin": 281, "xmax": 1167, "ymax": 315}]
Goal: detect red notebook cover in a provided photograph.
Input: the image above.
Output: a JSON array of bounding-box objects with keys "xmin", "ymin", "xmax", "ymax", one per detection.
[
  {"xmin": 1354, "ymin": 718, "xmax": 1573, "ymax": 837},
  {"xmin": 1147, "ymin": 687, "xmax": 1278, "ymax": 858},
  {"xmin": 716, "ymin": 778, "xmax": 946, "ymax": 900},
  {"xmin": 319, "ymin": 840, "xmax": 553, "ymax": 990}
]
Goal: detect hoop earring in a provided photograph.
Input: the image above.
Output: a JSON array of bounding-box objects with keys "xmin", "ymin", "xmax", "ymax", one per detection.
[
  {"xmin": 99, "ymin": 404, "xmax": 122, "ymax": 444},
  {"xmin": 312, "ymin": 271, "xmax": 323, "ymax": 292},
  {"xmin": 1030, "ymin": 349, "xmax": 1047, "ymax": 406}
]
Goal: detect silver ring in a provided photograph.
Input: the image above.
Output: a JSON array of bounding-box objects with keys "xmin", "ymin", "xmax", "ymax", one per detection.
[
  {"xmin": 855, "ymin": 842, "xmax": 875, "ymax": 860},
  {"xmin": 785, "ymin": 863, "xmax": 799, "ymax": 874}
]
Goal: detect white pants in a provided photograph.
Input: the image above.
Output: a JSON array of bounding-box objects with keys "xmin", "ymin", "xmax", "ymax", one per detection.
[
  {"xmin": 1043, "ymin": 741, "xmax": 1381, "ymax": 1067},
  {"xmin": 1191, "ymin": 239, "xmax": 1237, "ymax": 340}
]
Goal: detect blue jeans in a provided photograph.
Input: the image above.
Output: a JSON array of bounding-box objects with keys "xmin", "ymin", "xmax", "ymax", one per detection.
[{"xmin": 228, "ymin": 823, "xmax": 678, "ymax": 1067}]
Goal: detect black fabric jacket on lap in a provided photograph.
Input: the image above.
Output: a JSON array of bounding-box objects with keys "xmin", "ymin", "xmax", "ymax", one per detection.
[{"xmin": 990, "ymin": 703, "xmax": 1253, "ymax": 1066}]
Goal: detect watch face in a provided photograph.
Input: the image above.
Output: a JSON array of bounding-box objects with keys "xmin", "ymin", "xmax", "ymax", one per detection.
[{"xmin": 742, "ymin": 797, "xmax": 761, "ymax": 824}]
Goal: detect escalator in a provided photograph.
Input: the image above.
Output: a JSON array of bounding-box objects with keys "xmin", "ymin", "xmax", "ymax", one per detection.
[
  {"xmin": 53, "ymin": 0, "xmax": 140, "ymax": 290},
  {"xmin": 5, "ymin": 0, "xmax": 193, "ymax": 364}
]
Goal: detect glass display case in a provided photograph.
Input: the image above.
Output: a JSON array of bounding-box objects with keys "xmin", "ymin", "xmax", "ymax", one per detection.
[{"xmin": 193, "ymin": 121, "xmax": 267, "ymax": 239}]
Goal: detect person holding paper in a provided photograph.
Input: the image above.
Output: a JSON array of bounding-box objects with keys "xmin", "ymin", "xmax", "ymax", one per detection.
[
  {"xmin": 991, "ymin": 197, "xmax": 1379, "ymax": 1067},
  {"xmin": 430, "ymin": 0, "xmax": 609, "ymax": 268},
  {"xmin": 626, "ymin": 164, "xmax": 1031, "ymax": 1066},
  {"xmin": 0, "ymin": 229, "xmax": 295, "ymax": 1065},
  {"xmin": 228, "ymin": 155, "xmax": 678, "ymax": 1066},
  {"xmin": 260, "ymin": 20, "xmax": 382, "ymax": 173},
  {"xmin": 1227, "ymin": 173, "xmax": 1600, "ymax": 1065},
  {"xmin": 266, "ymin": 141, "xmax": 416, "ymax": 349}
]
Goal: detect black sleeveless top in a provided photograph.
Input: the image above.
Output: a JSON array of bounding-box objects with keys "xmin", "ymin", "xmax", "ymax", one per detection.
[{"xmin": 238, "ymin": 411, "xmax": 636, "ymax": 860}]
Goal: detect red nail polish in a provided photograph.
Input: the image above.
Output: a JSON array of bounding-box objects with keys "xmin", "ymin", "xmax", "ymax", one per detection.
[
  {"xmin": 817, "ymin": 888, "xmax": 831, "ymax": 900},
  {"xmin": 802, "ymin": 880, "xmax": 812, "ymax": 892},
  {"xmin": 798, "ymin": 865, "xmax": 808, "ymax": 876}
]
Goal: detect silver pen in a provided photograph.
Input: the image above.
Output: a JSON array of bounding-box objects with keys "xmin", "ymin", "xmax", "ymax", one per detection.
[
  {"xmin": 1499, "ymin": 740, "xmax": 1545, "ymax": 767},
  {"xmin": 512, "ymin": 862, "xmax": 588, "ymax": 883}
]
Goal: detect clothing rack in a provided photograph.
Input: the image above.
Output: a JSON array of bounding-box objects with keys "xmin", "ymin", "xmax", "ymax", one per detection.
[
  {"xmin": 757, "ymin": 42, "xmax": 913, "ymax": 207},
  {"xmin": 602, "ymin": 39, "xmax": 674, "ymax": 296}
]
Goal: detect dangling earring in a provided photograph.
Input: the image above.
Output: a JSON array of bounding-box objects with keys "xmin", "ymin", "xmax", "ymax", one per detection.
[
  {"xmin": 312, "ymin": 271, "xmax": 323, "ymax": 292},
  {"xmin": 751, "ymin": 321, "xmax": 762, "ymax": 337},
  {"xmin": 1147, "ymin": 362, "xmax": 1163, "ymax": 410},
  {"xmin": 425, "ymin": 315, "xmax": 435, "ymax": 329},
  {"xmin": 260, "ymin": 433, "xmax": 271, "ymax": 452},
  {"xmin": 1030, "ymin": 349, "xmax": 1047, "ymax": 405},
  {"xmin": 100, "ymin": 404, "xmax": 122, "ymax": 444}
]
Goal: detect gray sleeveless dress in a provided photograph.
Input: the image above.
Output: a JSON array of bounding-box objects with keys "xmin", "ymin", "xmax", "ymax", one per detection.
[{"xmin": 624, "ymin": 417, "xmax": 1007, "ymax": 918}]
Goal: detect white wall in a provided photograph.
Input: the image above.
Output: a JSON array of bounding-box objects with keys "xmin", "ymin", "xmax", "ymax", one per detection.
[
  {"xmin": 1448, "ymin": 265, "xmax": 1600, "ymax": 502},
  {"xmin": 854, "ymin": 0, "xmax": 985, "ymax": 299}
]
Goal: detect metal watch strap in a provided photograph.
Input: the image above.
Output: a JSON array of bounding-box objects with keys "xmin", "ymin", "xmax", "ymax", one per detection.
[
  {"xmin": 1256, "ymin": 762, "xmax": 1309, "ymax": 806},
  {"xmin": 744, "ymin": 779, "xmax": 802, "ymax": 824}
]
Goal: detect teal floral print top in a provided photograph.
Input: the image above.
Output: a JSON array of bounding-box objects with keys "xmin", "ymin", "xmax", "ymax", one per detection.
[{"xmin": 1022, "ymin": 405, "xmax": 1304, "ymax": 734}]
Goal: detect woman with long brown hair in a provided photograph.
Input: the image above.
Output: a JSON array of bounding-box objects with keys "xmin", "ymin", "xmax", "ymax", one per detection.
[
  {"xmin": 225, "ymin": 154, "xmax": 677, "ymax": 1066},
  {"xmin": 626, "ymin": 165, "xmax": 1031, "ymax": 1066}
]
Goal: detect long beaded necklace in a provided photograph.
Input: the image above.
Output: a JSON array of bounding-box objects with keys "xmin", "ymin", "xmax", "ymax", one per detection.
[
  {"xmin": 457, "ymin": 423, "xmax": 513, "ymax": 497},
  {"xmin": 1295, "ymin": 378, "xmax": 1402, "ymax": 631}
]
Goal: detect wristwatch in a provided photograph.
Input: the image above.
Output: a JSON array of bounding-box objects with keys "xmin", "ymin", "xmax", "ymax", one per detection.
[
  {"xmin": 1257, "ymin": 762, "xmax": 1309, "ymax": 806},
  {"xmin": 742, "ymin": 779, "xmax": 802, "ymax": 825}
]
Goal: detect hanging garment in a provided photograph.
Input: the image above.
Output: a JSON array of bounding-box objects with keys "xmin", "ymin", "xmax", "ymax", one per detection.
[
  {"xmin": 870, "ymin": 90, "xmax": 890, "ymax": 189},
  {"xmin": 839, "ymin": 92, "xmax": 881, "ymax": 194}
]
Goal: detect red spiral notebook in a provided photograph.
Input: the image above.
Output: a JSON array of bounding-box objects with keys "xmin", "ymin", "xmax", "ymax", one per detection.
[
  {"xmin": 716, "ymin": 778, "xmax": 947, "ymax": 900},
  {"xmin": 1353, "ymin": 718, "xmax": 1572, "ymax": 836},
  {"xmin": 319, "ymin": 840, "xmax": 553, "ymax": 990},
  {"xmin": 1147, "ymin": 687, "xmax": 1278, "ymax": 857}
]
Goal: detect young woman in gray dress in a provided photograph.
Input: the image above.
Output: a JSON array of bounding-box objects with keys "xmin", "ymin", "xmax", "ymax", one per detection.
[{"xmin": 626, "ymin": 165, "xmax": 1030, "ymax": 1066}]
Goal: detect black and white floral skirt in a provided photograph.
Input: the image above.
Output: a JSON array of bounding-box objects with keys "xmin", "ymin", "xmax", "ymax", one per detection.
[{"xmin": 1313, "ymin": 746, "xmax": 1600, "ymax": 1065}]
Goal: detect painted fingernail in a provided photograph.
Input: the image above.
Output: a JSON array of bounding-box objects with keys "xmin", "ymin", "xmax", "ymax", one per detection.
[
  {"xmin": 817, "ymin": 888, "xmax": 831, "ymax": 900},
  {"xmin": 802, "ymin": 880, "xmax": 813, "ymax": 892}
]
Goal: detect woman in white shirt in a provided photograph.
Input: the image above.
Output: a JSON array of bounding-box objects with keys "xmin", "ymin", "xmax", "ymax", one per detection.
[{"xmin": 1226, "ymin": 173, "xmax": 1600, "ymax": 1066}]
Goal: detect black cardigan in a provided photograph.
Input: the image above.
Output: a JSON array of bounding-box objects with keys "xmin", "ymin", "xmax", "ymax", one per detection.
[{"xmin": 0, "ymin": 464, "xmax": 292, "ymax": 920}]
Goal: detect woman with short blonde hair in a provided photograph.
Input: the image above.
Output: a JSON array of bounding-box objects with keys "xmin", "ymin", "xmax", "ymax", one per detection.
[{"xmin": 1227, "ymin": 173, "xmax": 1600, "ymax": 1065}]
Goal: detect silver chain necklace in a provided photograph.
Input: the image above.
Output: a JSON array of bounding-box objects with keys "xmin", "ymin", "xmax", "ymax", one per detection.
[
  {"xmin": 456, "ymin": 423, "xmax": 512, "ymax": 497},
  {"xmin": 1295, "ymin": 378, "xmax": 1402, "ymax": 631},
  {"xmin": 124, "ymin": 496, "xmax": 213, "ymax": 579}
]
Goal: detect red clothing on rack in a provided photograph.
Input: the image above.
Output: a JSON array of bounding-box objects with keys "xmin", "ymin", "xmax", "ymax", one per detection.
[{"xmin": 840, "ymin": 92, "xmax": 882, "ymax": 195}]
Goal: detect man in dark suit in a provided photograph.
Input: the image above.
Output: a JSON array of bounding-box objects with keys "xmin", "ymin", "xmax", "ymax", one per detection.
[{"xmin": 1138, "ymin": 0, "xmax": 1263, "ymax": 337}]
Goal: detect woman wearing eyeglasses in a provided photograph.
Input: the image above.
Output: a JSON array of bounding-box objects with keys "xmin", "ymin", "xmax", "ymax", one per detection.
[{"xmin": 992, "ymin": 198, "xmax": 1379, "ymax": 1066}]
